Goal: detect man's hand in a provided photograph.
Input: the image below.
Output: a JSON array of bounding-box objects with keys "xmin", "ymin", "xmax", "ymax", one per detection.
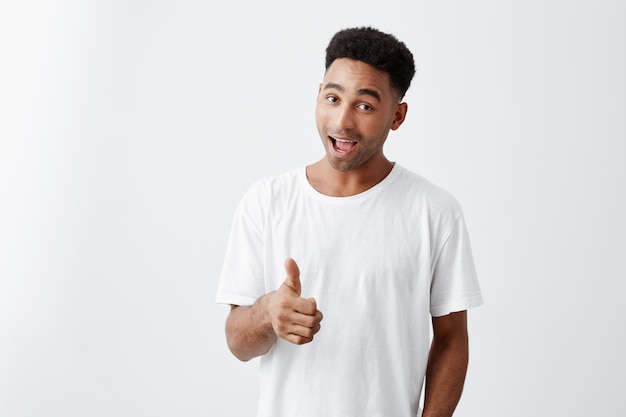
[
  {"xmin": 224, "ymin": 258, "xmax": 323, "ymax": 361},
  {"xmin": 267, "ymin": 258, "xmax": 323, "ymax": 345}
]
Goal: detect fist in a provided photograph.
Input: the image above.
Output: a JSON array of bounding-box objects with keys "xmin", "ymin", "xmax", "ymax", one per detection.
[{"xmin": 268, "ymin": 258, "xmax": 323, "ymax": 345}]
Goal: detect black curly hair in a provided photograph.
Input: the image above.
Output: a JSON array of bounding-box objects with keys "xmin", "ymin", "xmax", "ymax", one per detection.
[{"xmin": 325, "ymin": 27, "xmax": 416, "ymax": 100}]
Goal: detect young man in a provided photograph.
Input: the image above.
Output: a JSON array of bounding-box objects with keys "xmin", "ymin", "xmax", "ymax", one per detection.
[{"xmin": 216, "ymin": 27, "xmax": 483, "ymax": 417}]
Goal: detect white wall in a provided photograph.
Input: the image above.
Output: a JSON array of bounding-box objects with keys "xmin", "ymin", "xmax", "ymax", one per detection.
[{"xmin": 1, "ymin": 1, "xmax": 624, "ymax": 416}]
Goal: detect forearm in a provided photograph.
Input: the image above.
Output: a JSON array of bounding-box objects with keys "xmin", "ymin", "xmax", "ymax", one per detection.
[
  {"xmin": 422, "ymin": 329, "xmax": 469, "ymax": 417},
  {"xmin": 225, "ymin": 293, "xmax": 277, "ymax": 362}
]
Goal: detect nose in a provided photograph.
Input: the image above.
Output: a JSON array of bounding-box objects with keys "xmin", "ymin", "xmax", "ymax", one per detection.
[{"xmin": 332, "ymin": 104, "xmax": 355, "ymax": 131}]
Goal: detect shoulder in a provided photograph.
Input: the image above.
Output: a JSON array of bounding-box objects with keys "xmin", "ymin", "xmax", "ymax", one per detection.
[
  {"xmin": 239, "ymin": 168, "xmax": 303, "ymax": 207},
  {"xmin": 392, "ymin": 164, "xmax": 463, "ymax": 217}
]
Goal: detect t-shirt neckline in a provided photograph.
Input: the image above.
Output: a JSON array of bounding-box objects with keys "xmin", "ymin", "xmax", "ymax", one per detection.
[{"xmin": 299, "ymin": 163, "xmax": 401, "ymax": 203}]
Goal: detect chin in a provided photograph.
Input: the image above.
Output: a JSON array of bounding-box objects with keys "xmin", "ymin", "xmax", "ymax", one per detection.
[{"xmin": 326, "ymin": 155, "xmax": 356, "ymax": 172}]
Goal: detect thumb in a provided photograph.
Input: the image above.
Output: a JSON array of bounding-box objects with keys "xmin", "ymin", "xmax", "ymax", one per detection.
[{"xmin": 283, "ymin": 258, "xmax": 301, "ymax": 296}]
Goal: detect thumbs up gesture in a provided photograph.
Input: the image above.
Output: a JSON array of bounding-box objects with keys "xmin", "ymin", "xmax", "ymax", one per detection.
[{"xmin": 268, "ymin": 258, "xmax": 323, "ymax": 345}]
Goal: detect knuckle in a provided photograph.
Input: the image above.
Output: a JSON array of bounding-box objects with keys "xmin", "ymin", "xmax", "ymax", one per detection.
[
  {"xmin": 273, "ymin": 320, "xmax": 288, "ymax": 333},
  {"xmin": 278, "ymin": 298, "xmax": 290, "ymax": 309},
  {"xmin": 275, "ymin": 310, "xmax": 290, "ymax": 322},
  {"xmin": 294, "ymin": 336, "xmax": 312, "ymax": 345}
]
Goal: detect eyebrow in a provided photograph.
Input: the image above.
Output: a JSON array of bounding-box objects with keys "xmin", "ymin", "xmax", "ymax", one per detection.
[{"xmin": 322, "ymin": 82, "xmax": 381, "ymax": 102}]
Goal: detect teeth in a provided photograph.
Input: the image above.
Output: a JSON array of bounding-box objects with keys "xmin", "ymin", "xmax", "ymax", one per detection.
[{"xmin": 333, "ymin": 137, "xmax": 355, "ymax": 143}]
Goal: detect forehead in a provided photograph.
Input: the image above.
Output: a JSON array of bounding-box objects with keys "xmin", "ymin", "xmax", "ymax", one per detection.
[{"xmin": 323, "ymin": 58, "xmax": 395, "ymax": 100}]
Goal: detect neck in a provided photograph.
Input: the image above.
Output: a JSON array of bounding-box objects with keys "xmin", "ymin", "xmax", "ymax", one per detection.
[{"xmin": 306, "ymin": 157, "xmax": 394, "ymax": 197}]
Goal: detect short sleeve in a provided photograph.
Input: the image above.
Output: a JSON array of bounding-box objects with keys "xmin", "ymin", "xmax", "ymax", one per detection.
[
  {"xmin": 430, "ymin": 214, "xmax": 484, "ymax": 317},
  {"xmin": 215, "ymin": 182, "xmax": 268, "ymax": 306}
]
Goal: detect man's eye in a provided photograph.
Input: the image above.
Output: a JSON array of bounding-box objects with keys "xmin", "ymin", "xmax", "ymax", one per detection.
[
  {"xmin": 327, "ymin": 96, "xmax": 338, "ymax": 103},
  {"xmin": 358, "ymin": 104, "xmax": 372, "ymax": 111}
]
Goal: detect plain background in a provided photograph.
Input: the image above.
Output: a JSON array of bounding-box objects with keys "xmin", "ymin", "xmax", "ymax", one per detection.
[{"xmin": 1, "ymin": 1, "xmax": 625, "ymax": 416}]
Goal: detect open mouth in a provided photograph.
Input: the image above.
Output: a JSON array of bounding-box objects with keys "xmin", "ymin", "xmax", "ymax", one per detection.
[{"xmin": 331, "ymin": 136, "xmax": 357, "ymax": 153}]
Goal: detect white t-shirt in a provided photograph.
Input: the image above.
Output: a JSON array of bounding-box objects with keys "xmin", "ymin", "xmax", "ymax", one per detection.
[{"xmin": 216, "ymin": 164, "xmax": 483, "ymax": 417}]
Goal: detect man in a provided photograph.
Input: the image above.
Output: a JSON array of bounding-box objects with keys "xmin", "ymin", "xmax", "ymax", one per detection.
[{"xmin": 216, "ymin": 26, "xmax": 483, "ymax": 417}]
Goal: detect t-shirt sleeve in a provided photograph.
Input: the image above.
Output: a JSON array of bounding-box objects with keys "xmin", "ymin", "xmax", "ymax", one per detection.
[
  {"xmin": 430, "ymin": 213, "xmax": 484, "ymax": 317},
  {"xmin": 215, "ymin": 182, "xmax": 268, "ymax": 306}
]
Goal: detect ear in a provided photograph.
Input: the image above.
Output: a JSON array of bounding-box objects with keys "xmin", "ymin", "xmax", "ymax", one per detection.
[{"xmin": 390, "ymin": 102, "xmax": 408, "ymax": 131}]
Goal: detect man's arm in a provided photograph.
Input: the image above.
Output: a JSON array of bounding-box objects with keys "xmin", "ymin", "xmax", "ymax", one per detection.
[
  {"xmin": 422, "ymin": 310, "xmax": 469, "ymax": 417},
  {"xmin": 225, "ymin": 296, "xmax": 276, "ymax": 362},
  {"xmin": 224, "ymin": 258, "xmax": 323, "ymax": 362}
]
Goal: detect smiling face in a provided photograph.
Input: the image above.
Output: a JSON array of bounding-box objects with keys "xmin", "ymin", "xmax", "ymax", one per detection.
[{"xmin": 315, "ymin": 58, "xmax": 408, "ymax": 173}]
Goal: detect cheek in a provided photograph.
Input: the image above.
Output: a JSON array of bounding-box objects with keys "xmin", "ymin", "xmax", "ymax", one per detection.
[
  {"xmin": 314, "ymin": 101, "xmax": 323, "ymax": 118},
  {"xmin": 315, "ymin": 105, "xmax": 330, "ymax": 126},
  {"xmin": 364, "ymin": 118, "xmax": 387, "ymax": 136},
  {"xmin": 315, "ymin": 107, "xmax": 327, "ymax": 134}
]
